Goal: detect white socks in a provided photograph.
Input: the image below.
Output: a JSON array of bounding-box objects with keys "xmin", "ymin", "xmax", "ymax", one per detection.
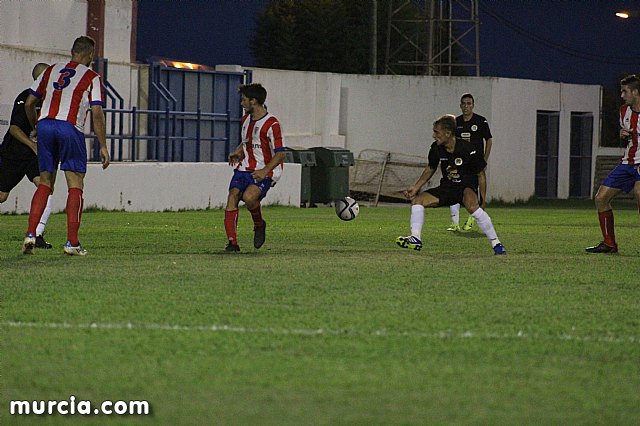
[
  {"xmin": 410, "ymin": 204, "xmax": 425, "ymax": 239},
  {"xmin": 471, "ymin": 207, "xmax": 501, "ymax": 247},
  {"xmin": 450, "ymin": 203, "xmax": 460, "ymax": 225},
  {"xmin": 36, "ymin": 195, "xmax": 52, "ymax": 237}
]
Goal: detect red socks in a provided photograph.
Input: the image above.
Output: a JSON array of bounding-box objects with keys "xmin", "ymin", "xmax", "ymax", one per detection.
[
  {"xmin": 248, "ymin": 205, "xmax": 264, "ymax": 228},
  {"xmin": 598, "ymin": 209, "xmax": 616, "ymax": 247},
  {"xmin": 27, "ymin": 185, "xmax": 52, "ymax": 236},
  {"xmin": 66, "ymin": 188, "xmax": 83, "ymax": 246},
  {"xmin": 224, "ymin": 209, "xmax": 239, "ymax": 244}
]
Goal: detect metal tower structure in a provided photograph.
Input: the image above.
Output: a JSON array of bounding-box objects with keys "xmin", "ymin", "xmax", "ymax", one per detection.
[{"xmin": 384, "ymin": 0, "xmax": 480, "ymax": 76}]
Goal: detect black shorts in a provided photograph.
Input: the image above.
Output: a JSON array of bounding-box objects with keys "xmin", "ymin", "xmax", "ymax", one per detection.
[
  {"xmin": 426, "ymin": 185, "xmax": 467, "ymax": 207},
  {"xmin": 471, "ymin": 139, "xmax": 485, "ymax": 158},
  {"xmin": 0, "ymin": 154, "xmax": 39, "ymax": 193}
]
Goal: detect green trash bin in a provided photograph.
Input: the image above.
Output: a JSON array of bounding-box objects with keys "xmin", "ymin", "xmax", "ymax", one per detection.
[
  {"xmin": 309, "ymin": 147, "xmax": 355, "ymax": 203},
  {"xmin": 284, "ymin": 148, "xmax": 317, "ymax": 206}
]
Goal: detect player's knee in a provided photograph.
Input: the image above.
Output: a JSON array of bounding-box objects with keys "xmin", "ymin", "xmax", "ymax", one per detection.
[
  {"xmin": 594, "ymin": 190, "xmax": 609, "ymax": 207},
  {"xmin": 244, "ymin": 197, "xmax": 260, "ymax": 210},
  {"xmin": 0, "ymin": 192, "xmax": 8, "ymax": 203}
]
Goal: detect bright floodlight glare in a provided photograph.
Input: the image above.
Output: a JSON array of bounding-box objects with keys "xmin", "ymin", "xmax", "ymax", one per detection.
[{"xmin": 616, "ymin": 12, "xmax": 630, "ymax": 19}]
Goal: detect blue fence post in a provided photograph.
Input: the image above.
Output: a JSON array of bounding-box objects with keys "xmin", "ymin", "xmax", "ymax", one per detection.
[
  {"xmin": 131, "ymin": 106, "xmax": 137, "ymax": 162},
  {"xmin": 225, "ymin": 109, "xmax": 231, "ymax": 159},
  {"xmin": 164, "ymin": 108, "xmax": 170, "ymax": 162},
  {"xmin": 196, "ymin": 108, "xmax": 201, "ymax": 162}
]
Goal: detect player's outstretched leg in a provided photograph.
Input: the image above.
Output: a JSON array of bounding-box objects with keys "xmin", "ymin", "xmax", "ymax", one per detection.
[
  {"xmin": 224, "ymin": 209, "xmax": 240, "ymax": 252},
  {"xmin": 64, "ymin": 188, "xmax": 86, "ymax": 256},
  {"xmin": 249, "ymin": 204, "xmax": 266, "ymax": 249},
  {"xmin": 22, "ymin": 184, "xmax": 52, "ymax": 255},
  {"xmin": 35, "ymin": 195, "xmax": 53, "ymax": 249},
  {"xmin": 470, "ymin": 207, "xmax": 506, "ymax": 255},
  {"xmin": 448, "ymin": 203, "xmax": 460, "ymax": 231},
  {"xmin": 585, "ymin": 210, "xmax": 618, "ymax": 253},
  {"xmin": 396, "ymin": 204, "xmax": 424, "ymax": 251}
]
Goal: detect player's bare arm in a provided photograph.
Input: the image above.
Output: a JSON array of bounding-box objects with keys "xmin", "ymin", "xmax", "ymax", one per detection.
[
  {"xmin": 24, "ymin": 94, "xmax": 38, "ymax": 130},
  {"xmin": 228, "ymin": 144, "xmax": 244, "ymax": 166},
  {"xmin": 405, "ymin": 166, "xmax": 435, "ymax": 198},
  {"xmin": 91, "ymin": 105, "xmax": 110, "ymax": 169},
  {"xmin": 9, "ymin": 125, "xmax": 37, "ymax": 154},
  {"xmin": 620, "ymin": 128, "xmax": 633, "ymax": 139},
  {"xmin": 484, "ymin": 137, "xmax": 492, "ymax": 162},
  {"xmin": 251, "ymin": 151, "xmax": 286, "ymax": 182}
]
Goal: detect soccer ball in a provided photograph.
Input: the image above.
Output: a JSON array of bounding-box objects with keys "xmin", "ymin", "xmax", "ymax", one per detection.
[{"xmin": 335, "ymin": 197, "xmax": 359, "ymax": 221}]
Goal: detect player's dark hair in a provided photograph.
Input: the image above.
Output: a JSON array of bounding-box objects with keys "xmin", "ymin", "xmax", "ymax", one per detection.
[
  {"xmin": 32, "ymin": 63, "xmax": 49, "ymax": 80},
  {"xmin": 460, "ymin": 93, "xmax": 474, "ymax": 103},
  {"xmin": 71, "ymin": 36, "xmax": 96, "ymax": 55},
  {"xmin": 621, "ymin": 74, "xmax": 640, "ymax": 93},
  {"xmin": 238, "ymin": 83, "xmax": 267, "ymax": 105},
  {"xmin": 433, "ymin": 114, "xmax": 457, "ymax": 134}
]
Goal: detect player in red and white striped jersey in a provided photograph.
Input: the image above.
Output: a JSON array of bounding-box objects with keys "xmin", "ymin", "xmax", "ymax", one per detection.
[
  {"xmin": 224, "ymin": 83, "xmax": 286, "ymax": 252},
  {"xmin": 586, "ymin": 74, "xmax": 640, "ymax": 254},
  {"xmin": 21, "ymin": 36, "xmax": 110, "ymax": 256},
  {"xmin": 31, "ymin": 60, "xmax": 104, "ymax": 133}
]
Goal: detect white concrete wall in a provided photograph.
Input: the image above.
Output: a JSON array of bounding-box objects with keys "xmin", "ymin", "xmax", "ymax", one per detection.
[
  {"xmin": 250, "ymin": 68, "xmax": 601, "ymax": 202},
  {"xmin": 0, "ymin": 163, "xmax": 302, "ymax": 214},
  {"xmin": 0, "ymin": 0, "xmax": 138, "ymax": 139}
]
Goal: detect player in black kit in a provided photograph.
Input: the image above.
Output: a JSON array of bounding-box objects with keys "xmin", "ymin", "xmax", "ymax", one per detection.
[
  {"xmin": 448, "ymin": 93, "xmax": 493, "ymax": 232},
  {"xmin": 395, "ymin": 114, "xmax": 506, "ymax": 255},
  {"xmin": 0, "ymin": 63, "xmax": 53, "ymax": 248}
]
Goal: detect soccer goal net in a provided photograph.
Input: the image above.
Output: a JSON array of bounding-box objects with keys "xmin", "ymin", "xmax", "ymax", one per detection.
[{"xmin": 350, "ymin": 149, "xmax": 440, "ymax": 206}]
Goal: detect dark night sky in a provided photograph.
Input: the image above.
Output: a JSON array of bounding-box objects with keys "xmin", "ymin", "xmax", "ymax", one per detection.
[{"xmin": 136, "ymin": 0, "xmax": 640, "ymax": 87}]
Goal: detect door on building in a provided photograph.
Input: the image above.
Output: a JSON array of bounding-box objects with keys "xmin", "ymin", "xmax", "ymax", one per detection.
[
  {"xmin": 535, "ymin": 111, "xmax": 560, "ymax": 198},
  {"xmin": 569, "ymin": 112, "xmax": 593, "ymax": 198}
]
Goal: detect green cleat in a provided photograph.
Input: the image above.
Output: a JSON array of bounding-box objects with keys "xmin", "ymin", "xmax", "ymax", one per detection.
[
  {"xmin": 462, "ymin": 216, "xmax": 476, "ymax": 231},
  {"xmin": 447, "ymin": 223, "xmax": 461, "ymax": 232}
]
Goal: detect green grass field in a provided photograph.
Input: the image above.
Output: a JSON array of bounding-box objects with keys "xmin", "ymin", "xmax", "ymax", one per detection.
[{"xmin": 2, "ymin": 202, "xmax": 639, "ymax": 425}]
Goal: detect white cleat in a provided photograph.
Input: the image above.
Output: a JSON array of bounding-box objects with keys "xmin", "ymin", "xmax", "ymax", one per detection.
[
  {"xmin": 21, "ymin": 234, "xmax": 36, "ymax": 255},
  {"xmin": 64, "ymin": 241, "xmax": 88, "ymax": 256}
]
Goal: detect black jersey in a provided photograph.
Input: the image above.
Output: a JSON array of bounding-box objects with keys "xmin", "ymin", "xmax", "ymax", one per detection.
[
  {"xmin": 0, "ymin": 89, "xmax": 36, "ymax": 161},
  {"xmin": 427, "ymin": 138, "xmax": 486, "ymax": 189},
  {"xmin": 455, "ymin": 113, "xmax": 492, "ymax": 154}
]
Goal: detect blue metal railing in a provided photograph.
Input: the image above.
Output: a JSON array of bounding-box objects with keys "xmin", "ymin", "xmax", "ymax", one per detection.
[{"xmin": 86, "ymin": 107, "xmax": 240, "ymax": 162}]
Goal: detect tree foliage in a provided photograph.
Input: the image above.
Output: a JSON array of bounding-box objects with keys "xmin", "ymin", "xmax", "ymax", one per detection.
[{"xmin": 250, "ymin": 0, "xmax": 373, "ymax": 74}]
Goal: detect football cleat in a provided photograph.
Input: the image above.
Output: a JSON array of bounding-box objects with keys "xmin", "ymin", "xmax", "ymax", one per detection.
[
  {"xmin": 254, "ymin": 220, "xmax": 266, "ymax": 249},
  {"xmin": 35, "ymin": 234, "xmax": 53, "ymax": 249},
  {"xmin": 447, "ymin": 223, "xmax": 461, "ymax": 232},
  {"xmin": 21, "ymin": 233, "xmax": 36, "ymax": 255},
  {"xmin": 462, "ymin": 216, "xmax": 476, "ymax": 231},
  {"xmin": 493, "ymin": 243, "xmax": 507, "ymax": 255},
  {"xmin": 395, "ymin": 235, "xmax": 423, "ymax": 251},
  {"xmin": 585, "ymin": 241, "xmax": 618, "ymax": 254},
  {"xmin": 225, "ymin": 242, "xmax": 240, "ymax": 252},
  {"xmin": 64, "ymin": 241, "xmax": 88, "ymax": 256}
]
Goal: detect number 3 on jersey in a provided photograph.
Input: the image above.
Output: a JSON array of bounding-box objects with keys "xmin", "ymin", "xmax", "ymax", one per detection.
[{"xmin": 53, "ymin": 68, "xmax": 76, "ymax": 90}]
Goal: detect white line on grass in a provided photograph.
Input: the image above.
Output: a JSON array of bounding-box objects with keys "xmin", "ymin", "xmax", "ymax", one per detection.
[{"xmin": 2, "ymin": 321, "xmax": 638, "ymax": 344}]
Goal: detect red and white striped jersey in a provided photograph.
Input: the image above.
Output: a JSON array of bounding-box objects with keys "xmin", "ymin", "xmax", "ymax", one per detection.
[
  {"xmin": 619, "ymin": 104, "xmax": 640, "ymax": 165},
  {"xmin": 237, "ymin": 112, "xmax": 286, "ymax": 182},
  {"xmin": 29, "ymin": 61, "xmax": 104, "ymax": 133}
]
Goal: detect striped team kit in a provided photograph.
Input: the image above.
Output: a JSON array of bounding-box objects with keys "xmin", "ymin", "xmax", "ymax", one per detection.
[
  {"xmin": 602, "ymin": 104, "xmax": 640, "ymax": 193},
  {"xmin": 29, "ymin": 61, "xmax": 104, "ymax": 173},
  {"xmin": 236, "ymin": 112, "xmax": 286, "ymax": 182}
]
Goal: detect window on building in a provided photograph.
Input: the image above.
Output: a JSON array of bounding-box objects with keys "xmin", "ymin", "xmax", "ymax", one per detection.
[
  {"xmin": 569, "ymin": 112, "xmax": 593, "ymax": 197},
  {"xmin": 535, "ymin": 111, "xmax": 560, "ymax": 198}
]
